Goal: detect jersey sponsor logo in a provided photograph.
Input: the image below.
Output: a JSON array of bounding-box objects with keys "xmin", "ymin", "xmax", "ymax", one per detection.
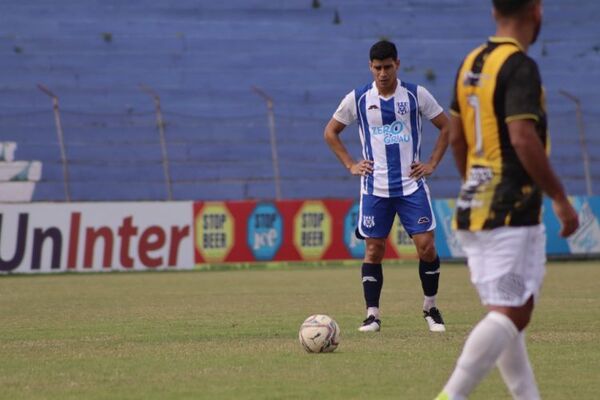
[
  {"xmin": 369, "ymin": 121, "xmax": 410, "ymax": 145},
  {"xmin": 362, "ymin": 215, "xmax": 375, "ymax": 228},
  {"xmin": 397, "ymin": 101, "xmax": 409, "ymax": 115},
  {"xmin": 368, "ymin": 104, "xmax": 379, "ymax": 110},
  {"xmin": 462, "ymin": 71, "xmax": 490, "ymax": 87},
  {"xmin": 457, "ymin": 166, "xmax": 493, "ymax": 209}
]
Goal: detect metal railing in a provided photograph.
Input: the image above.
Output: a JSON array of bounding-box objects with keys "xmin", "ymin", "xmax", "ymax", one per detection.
[
  {"xmin": 560, "ymin": 89, "xmax": 593, "ymax": 196},
  {"xmin": 24, "ymin": 84, "xmax": 596, "ymax": 202},
  {"xmin": 140, "ymin": 84, "xmax": 173, "ymax": 201},
  {"xmin": 37, "ymin": 84, "xmax": 71, "ymax": 202},
  {"xmin": 252, "ymin": 86, "xmax": 282, "ymax": 201},
  {"xmin": 31, "ymin": 84, "xmax": 288, "ymax": 201}
]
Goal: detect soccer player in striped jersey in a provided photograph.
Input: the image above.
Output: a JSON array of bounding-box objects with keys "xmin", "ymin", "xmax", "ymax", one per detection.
[
  {"xmin": 434, "ymin": 1, "xmax": 579, "ymax": 399},
  {"xmin": 324, "ymin": 40, "xmax": 450, "ymax": 333}
]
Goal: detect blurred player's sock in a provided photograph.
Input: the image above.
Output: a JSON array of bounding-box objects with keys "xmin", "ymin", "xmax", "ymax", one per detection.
[
  {"xmin": 419, "ymin": 256, "xmax": 440, "ymax": 298},
  {"xmin": 442, "ymin": 311, "xmax": 518, "ymax": 399},
  {"xmin": 497, "ymin": 332, "xmax": 540, "ymax": 400}
]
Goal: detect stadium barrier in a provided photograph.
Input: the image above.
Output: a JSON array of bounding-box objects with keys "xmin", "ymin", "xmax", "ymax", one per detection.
[
  {"xmin": 0, "ymin": 202, "xmax": 194, "ymax": 273},
  {"xmin": 1, "ymin": 196, "xmax": 599, "ymax": 273}
]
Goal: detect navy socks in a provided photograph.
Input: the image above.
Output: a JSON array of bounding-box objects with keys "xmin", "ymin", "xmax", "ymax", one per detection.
[
  {"xmin": 419, "ymin": 255, "xmax": 440, "ymax": 297},
  {"xmin": 362, "ymin": 262, "xmax": 383, "ymax": 307}
]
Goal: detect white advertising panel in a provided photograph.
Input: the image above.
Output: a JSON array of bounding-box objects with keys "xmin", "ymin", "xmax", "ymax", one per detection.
[{"xmin": 0, "ymin": 202, "xmax": 194, "ymax": 274}]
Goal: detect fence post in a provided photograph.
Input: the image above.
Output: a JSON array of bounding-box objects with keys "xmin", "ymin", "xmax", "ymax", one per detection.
[
  {"xmin": 252, "ymin": 86, "xmax": 282, "ymax": 201},
  {"xmin": 559, "ymin": 90, "xmax": 593, "ymax": 196},
  {"xmin": 37, "ymin": 84, "xmax": 71, "ymax": 202},
  {"xmin": 140, "ymin": 84, "xmax": 173, "ymax": 201}
]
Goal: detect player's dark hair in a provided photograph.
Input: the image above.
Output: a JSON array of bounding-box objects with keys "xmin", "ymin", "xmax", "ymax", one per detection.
[
  {"xmin": 369, "ymin": 40, "xmax": 398, "ymax": 61},
  {"xmin": 493, "ymin": 0, "xmax": 537, "ymax": 16}
]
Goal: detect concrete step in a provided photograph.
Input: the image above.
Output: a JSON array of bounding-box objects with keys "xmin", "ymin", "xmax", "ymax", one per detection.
[
  {"xmin": 0, "ymin": 181, "xmax": 37, "ymax": 202},
  {"xmin": 0, "ymin": 160, "xmax": 42, "ymax": 181},
  {"xmin": 0, "ymin": 142, "xmax": 16, "ymax": 162}
]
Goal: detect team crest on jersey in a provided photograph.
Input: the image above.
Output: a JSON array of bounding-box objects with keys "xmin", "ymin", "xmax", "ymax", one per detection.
[
  {"xmin": 397, "ymin": 101, "xmax": 409, "ymax": 115},
  {"xmin": 363, "ymin": 215, "xmax": 375, "ymax": 228}
]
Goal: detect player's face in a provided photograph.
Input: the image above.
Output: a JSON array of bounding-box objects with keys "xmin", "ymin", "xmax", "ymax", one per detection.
[{"xmin": 370, "ymin": 58, "xmax": 400, "ymax": 92}]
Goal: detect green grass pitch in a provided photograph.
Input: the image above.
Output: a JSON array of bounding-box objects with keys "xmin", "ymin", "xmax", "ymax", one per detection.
[{"xmin": 1, "ymin": 261, "xmax": 599, "ymax": 399}]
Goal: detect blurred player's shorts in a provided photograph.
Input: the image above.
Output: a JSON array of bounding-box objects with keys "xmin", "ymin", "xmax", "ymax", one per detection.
[{"xmin": 457, "ymin": 224, "xmax": 546, "ymax": 307}]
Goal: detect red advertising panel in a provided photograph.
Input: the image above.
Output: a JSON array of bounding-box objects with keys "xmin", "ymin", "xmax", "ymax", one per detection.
[{"xmin": 193, "ymin": 199, "xmax": 417, "ymax": 265}]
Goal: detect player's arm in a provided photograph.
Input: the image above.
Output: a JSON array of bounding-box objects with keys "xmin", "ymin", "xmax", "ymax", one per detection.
[
  {"xmin": 410, "ymin": 87, "xmax": 450, "ymax": 179},
  {"xmin": 508, "ymin": 120, "xmax": 578, "ymax": 237},
  {"xmin": 410, "ymin": 112, "xmax": 450, "ymax": 180},
  {"xmin": 504, "ymin": 55, "xmax": 578, "ymax": 237},
  {"xmin": 449, "ymin": 113, "xmax": 467, "ymax": 180},
  {"xmin": 324, "ymin": 118, "xmax": 373, "ymax": 176},
  {"xmin": 447, "ymin": 62, "xmax": 467, "ymax": 180}
]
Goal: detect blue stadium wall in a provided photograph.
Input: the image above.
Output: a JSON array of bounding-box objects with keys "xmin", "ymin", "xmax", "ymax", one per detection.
[{"xmin": 0, "ymin": 0, "xmax": 599, "ymax": 201}]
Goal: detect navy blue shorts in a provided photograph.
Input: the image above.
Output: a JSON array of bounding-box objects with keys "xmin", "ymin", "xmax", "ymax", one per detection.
[{"xmin": 357, "ymin": 183, "xmax": 436, "ymax": 239}]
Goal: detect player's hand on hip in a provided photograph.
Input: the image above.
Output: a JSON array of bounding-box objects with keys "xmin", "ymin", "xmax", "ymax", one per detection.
[
  {"xmin": 350, "ymin": 160, "xmax": 374, "ymax": 176},
  {"xmin": 409, "ymin": 162, "xmax": 434, "ymax": 180},
  {"xmin": 552, "ymin": 197, "xmax": 579, "ymax": 237}
]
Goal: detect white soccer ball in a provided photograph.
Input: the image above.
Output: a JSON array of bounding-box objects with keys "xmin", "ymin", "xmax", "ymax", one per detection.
[{"xmin": 298, "ymin": 314, "xmax": 340, "ymax": 353}]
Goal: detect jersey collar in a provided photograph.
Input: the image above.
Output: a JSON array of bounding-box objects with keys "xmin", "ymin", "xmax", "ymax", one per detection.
[
  {"xmin": 488, "ymin": 36, "xmax": 524, "ymax": 51},
  {"xmin": 372, "ymin": 79, "xmax": 400, "ymax": 100}
]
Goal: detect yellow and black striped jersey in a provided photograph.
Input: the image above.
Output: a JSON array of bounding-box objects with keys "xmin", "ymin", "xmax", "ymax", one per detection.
[{"xmin": 450, "ymin": 36, "xmax": 548, "ymax": 231}]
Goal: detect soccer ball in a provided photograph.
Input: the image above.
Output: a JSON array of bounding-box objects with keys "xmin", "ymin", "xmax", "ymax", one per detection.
[{"xmin": 298, "ymin": 314, "xmax": 340, "ymax": 353}]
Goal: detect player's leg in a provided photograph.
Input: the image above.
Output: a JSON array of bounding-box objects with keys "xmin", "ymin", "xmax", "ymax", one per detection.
[
  {"xmin": 359, "ymin": 237, "xmax": 386, "ymax": 331},
  {"xmin": 412, "ymin": 231, "xmax": 445, "ymax": 332},
  {"xmin": 435, "ymin": 225, "xmax": 545, "ymax": 400},
  {"xmin": 356, "ymin": 194, "xmax": 395, "ymax": 332},
  {"xmin": 492, "ymin": 226, "xmax": 545, "ymax": 399},
  {"xmin": 395, "ymin": 184, "xmax": 445, "ymax": 332},
  {"xmin": 496, "ymin": 329, "xmax": 540, "ymax": 399},
  {"xmin": 439, "ymin": 301, "xmax": 534, "ymax": 400}
]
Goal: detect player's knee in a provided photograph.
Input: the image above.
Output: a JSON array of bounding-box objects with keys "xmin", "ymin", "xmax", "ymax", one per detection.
[
  {"xmin": 416, "ymin": 241, "xmax": 436, "ymax": 261},
  {"xmin": 493, "ymin": 298, "xmax": 534, "ymax": 331},
  {"xmin": 513, "ymin": 305, "xmax": 534, "ymax": 331},
  {"xmin": 365, "ymin": 241, "xmax": 385, "ymax": 263},
  {"xmin": 509, "ymin": 311, "xmax": 532, "ymax": 331}
]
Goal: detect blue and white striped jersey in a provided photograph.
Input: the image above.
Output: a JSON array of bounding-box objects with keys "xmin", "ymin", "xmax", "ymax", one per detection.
[{"xmin": 333, "ymin": 79, "xmax": 443, "ymax": 198}]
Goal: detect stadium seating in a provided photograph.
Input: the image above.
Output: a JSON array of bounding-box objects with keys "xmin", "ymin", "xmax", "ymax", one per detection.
[
  {"xmin": 0, "ymin": 142, "xmax": 42, "ymax": 201},
  {"xmin": 0, "ymin": 0, "xmax": 598, "ymax": 201}
]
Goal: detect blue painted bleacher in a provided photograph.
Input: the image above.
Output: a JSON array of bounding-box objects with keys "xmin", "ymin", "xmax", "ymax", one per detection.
[{"xmin": 0, "ymin": 0, "xmax": 598, "ymax": 201}]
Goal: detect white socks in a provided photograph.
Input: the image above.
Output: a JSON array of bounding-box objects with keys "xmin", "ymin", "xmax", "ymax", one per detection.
[
  {"xmin": 423, "ymin": 295, "xmax": 436, "ymax": 311},
  {"xmin": 497, "ymin": 332, "xmax": 540, "ymax": 400},
  {"xmin": 368, "ymin": 296, "xmax": 436, "ymax": 319},
  {"xmin": 443, "ymin": 311, "xmax": 519, "ymax": 399},
  {"xmin": 367, "ymin": 307, "xmax": 380, "ymax": 319}
]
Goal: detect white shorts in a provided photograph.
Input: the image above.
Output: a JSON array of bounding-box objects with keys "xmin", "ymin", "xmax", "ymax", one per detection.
[{"xmin": 456, "ymin": 224, "xmax": 547, "ymax": 307}]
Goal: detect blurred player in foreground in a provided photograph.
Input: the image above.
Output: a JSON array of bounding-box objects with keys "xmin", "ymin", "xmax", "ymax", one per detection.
[
  {"xmin": 324, "ymin": 40, "xmax": 450, "ymax": 333},
  {"xmin": 435, "ymin": 0, "xmax": 579, "ymax": 399}
]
